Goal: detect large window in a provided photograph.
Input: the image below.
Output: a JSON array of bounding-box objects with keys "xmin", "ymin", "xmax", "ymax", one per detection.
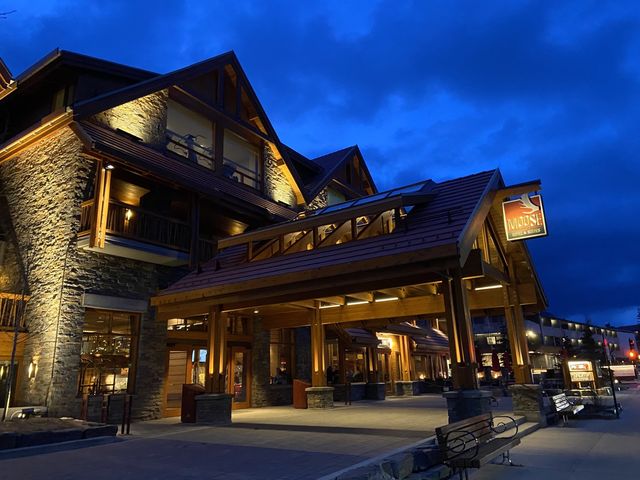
[
  {"xmin": 223, "ymin": 129, "xmax": 261, "ymax": 189},
  {"xmin": 166, "ymin": 99, "xmax": 215, "ymax": 169},
  {"xmin": 79, "ymin": 309, "xmax": 139, "ymax": 396},
  {"xmin": 269, "ymin": 329, "xmax": 294, "ymax": 384}
]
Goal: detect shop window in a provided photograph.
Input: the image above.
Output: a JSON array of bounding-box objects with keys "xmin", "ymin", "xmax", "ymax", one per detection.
[
  {"xmin": 269, "ymin": 329, "xmax": 294, "ymax": 384},
  {"xmin": 79, "ymin": 309, "xmax": 139, "ymax": 396},
  {"xmin": 344, "ymin": 350, "xmax": 366, "ymax": 382},
  {"xmin": 223, "ymin": 129, "xmax": 261, "ymax": 189}
]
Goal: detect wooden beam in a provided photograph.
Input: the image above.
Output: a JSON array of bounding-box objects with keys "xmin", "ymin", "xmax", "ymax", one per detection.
[
  {"xmin": 205, "ymin": 306, "xmax": 228, "ymax": 393},
  {"xmin": 494, "ymin": 180, "xmax": 542, "ymax": 204},
  {"xmin": 310, "ymin": 304, "xmax": 326, "ymax": 387},
  {"xmin": 318, "ymin": 296, "xmax": 346, "ymax": 305},
  {"xmin": 346, "ymin": 292, "xmax": 374, "ymax": 302},
  {"xmin": 482, "ymin": 261, "xmax": 510, "ymax": 285}
]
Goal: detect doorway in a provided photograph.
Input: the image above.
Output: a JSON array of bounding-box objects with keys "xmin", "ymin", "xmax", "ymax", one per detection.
[
  {"xmin": 163, "ymin": 346, "xmax": 207, "ymax": 417},
  {"xmin": 228, "ymin": 346, "xmax": 251, "ymax": 409}
]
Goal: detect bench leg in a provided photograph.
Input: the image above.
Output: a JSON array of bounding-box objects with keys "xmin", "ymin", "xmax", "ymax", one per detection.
[{"xmin": 501, "ymin": 450, "xmax": 514, "ymax": 466}]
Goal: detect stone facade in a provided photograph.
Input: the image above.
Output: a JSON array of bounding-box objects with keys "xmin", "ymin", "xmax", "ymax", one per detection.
[
  {"xmin": 443, "ymin": 389, "xmax": 493, "ymax": 423},
  {"xmin": 307, "ymin": 187, "xmax": 328, "ymax": 211},
  {"xmin": 294, "ymin": 327, "xmax": 311, "ymax": 381},
  {"xmin": 306, "ymin": 386, "xmax": 334, "ymax": 408},
  {"xmin": 263, "ymin": 146, "xmax": 297, "ymax": 208},
  {"xmin": 0, "ymin": 127, "xmax": 187, "ymax": 419},
  {"xmin": 250, "ymin": 317, "xmax": 271, "ymax": 407},
  {"xmin": 91, "ymin": 91, "xmax": 169, "ymax": 148},
  {"xmin": 509, "ymin": 383, "xmax": 547, "ymax": 425},
  {"xmin": 195, "ymin": 393, "xmax": 232, "ymax": 425}
]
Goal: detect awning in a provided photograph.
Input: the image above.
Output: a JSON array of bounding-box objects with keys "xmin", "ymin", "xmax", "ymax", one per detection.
[
  {"xmin": 343, "ymin": 328, "xmax": 380, "ymax": 347},
  {"xmin": 383, "ymin": 322, "xmax": 449, "ymax": 354}
]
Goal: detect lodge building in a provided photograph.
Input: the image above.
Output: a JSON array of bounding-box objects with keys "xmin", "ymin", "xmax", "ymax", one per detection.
[{"xmin": 0, "ymin": 50, "xmax": 547, "ymax": 421}]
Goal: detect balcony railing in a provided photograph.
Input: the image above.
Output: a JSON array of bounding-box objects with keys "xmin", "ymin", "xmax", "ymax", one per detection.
[
  {"xmin": 80, "ymin": 200, "xmax": 191, "ymax": 252},
  {"xmin": 0, "ymin": 293, "xmax": 29, "ymax": 330},
  {"xmin": 106, "ymin": 200, "xmax": 191, "ymax": 251},
  {"xmin": 222, "ymin": 158, "xmax": 261, "ymax": 190},
  {"xmin": 166, "ymin": 129, "xmax": 214, "ymax": 170}
]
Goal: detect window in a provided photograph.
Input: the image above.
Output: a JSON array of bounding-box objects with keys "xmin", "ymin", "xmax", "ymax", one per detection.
[
  {"xmin": 166, "ymin": 100, "xmax": 215, "ymax": 169},
  {"xmin": 79, "ymin": 309, "xmax": 139, "ymax": 396},
  {"xmin": 223, "ymin": 129, "xmax": 261, "ymax": 189},
  {"xmin": 269, "ymin": 329, "xmax": 294, "ymax": 384},
  {"xmin": 167, "ymin": 315, "xmax": 208, "ymax": 332}
]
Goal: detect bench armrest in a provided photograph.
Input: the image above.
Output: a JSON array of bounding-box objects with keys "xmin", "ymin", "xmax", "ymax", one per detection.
[
  {"xmin": 442, "ymin": 429, "xmax": 480, "ymax": 463},
  {"xmin": 491, "ymin": 415, "xmax": 519, "ymax": 440}
]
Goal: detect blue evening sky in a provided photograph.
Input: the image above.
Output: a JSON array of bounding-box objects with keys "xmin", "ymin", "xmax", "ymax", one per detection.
[{"xmin": 2, "ymin": 1, "xmax": 639, "ymax": 325}]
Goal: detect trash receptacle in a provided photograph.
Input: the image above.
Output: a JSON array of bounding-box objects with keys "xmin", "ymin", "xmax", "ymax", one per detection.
[
  {"xmin": 293, "ymin": 379, "xmax": 310, "ymax": 409},
  {"xmin": 181, "ymin": 383, "xmax": 206, "ymax": 423}
]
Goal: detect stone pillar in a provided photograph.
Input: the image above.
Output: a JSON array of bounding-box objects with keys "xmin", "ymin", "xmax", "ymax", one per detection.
[
  {"xmin": 443, "ymin": 389, "xmax": 493, "ymax": 423},
  {"xmin": 195, "ymin": 393, "xmax": 233, "ymax": 425},
  {"xmin": 306, "ymin": 386, "xmax": 334, "ymax": 408},
  {"xmin": 442, "ymin": 272, "xmax": 478, "ymax": 390},
  {"xmin": 395, "ymin": 380, "xmax": 420, "ymax": 396},
  {"xmin": 509, "ymin": 384, "xmax": 547, "ymax": 425},
  {"xmin": 295, "ymin": 327, "xmax": 311, "ymax": 381},
  {"xmin": 251, "ymin": 317, "xmax": 271, "ymax": 407}
]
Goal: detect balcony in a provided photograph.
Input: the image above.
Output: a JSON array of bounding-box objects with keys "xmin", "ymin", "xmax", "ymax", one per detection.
[
  {"xmin": 166, "ymin": 129, "xmax": 215, "ymax": 170},
  {"xmin": 0, "ymin": 292, "xmax": 29, "ymax": 331}
]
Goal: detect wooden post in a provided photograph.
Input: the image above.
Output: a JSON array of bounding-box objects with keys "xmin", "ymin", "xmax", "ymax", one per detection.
[
  {"xmin": 504, "ymin": 257, "xmax": 533, "ymax": 384},
  {"xmin": 310, "ymin": 304, "xmax": 326, "ymax": 387},
  {"xmin": 206, "ymin": 306, "xmax": 228, "ymax": 393},
  {"xmin": 189, "ymin": 194, "xmax": 200, "ymax": 268},
  {"xmin": 90, "ymin": 162, "xmax": 112, "ymax": 249},
  {"xmin": 367, "ymin": 346, "xmax": 378, "ymax": 383},
  {"xmin": 442, "ymin": 271, "xmax": 478, "ymax": 390}
]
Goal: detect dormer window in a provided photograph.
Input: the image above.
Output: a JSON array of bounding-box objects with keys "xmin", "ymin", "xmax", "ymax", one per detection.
[
  {"xmin": 166, "ymin": 99, "xmax": 214, "ymax": 170},
  {"xmin": 223, "ymin": 129, "xmax": 261, "ymax": 190}
]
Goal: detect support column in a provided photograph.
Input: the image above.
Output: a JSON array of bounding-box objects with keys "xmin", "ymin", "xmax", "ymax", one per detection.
[
  {"xmin": 198, "ymin": 306, "xmax": 232, "ymax": 425},
  {"xmin": 205, "ymin": 306, "xmax": 228, "ymax": 393},
  {"xmin": 307, "ymin": 305, "xmax": 333, "ymax": 408},
  {"xmin": 442, "ymin": 272, "xmax": 478, "ymax": 390},
  {"xmin": 503, "ymin": 257, "xmax": 533, "ymax": 384},
  {"xmin": 90, "ymin": 161, "xmax": 112, "ymax": 249}
]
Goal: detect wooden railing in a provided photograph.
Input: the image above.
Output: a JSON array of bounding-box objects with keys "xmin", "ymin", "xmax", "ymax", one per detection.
[
  {"xmin": 0, "ymin": 292, "xmax": 29, "ymax": 330},
  {"xmin": 105, "ymin": 200, "xmax": 191, "ymax": 252},
  {"xmin": 222, "ymin": 158, "xmax": 261, "ymax": 190},
  {"xmin": 80, "ymin": 201, "xmax": 220, "ymax": 261},
  {"xmin": 166, "ymin": 129, "xmax": 215, "ymax": 170}
]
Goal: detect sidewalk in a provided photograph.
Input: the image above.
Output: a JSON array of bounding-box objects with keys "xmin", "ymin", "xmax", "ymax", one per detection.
[{"xmin": 472, "ymin": 383, "xmax": 640, "ymax": 480}]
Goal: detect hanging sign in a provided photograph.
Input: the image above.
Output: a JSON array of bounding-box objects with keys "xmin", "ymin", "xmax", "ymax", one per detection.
[{"xmin": 502, "ymin": 194, "xmax": 547, "ymax": 241}]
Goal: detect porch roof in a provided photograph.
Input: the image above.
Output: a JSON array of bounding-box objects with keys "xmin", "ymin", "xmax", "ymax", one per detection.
[{"xmin": 152, "ymin": 169, "xmax": 502, "ymax": 307}]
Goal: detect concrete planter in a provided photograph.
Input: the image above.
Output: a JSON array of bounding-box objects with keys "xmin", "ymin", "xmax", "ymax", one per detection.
[
  {"xmin": 195, "ymin": 393, "xmax": 233, "ymax": 425},
  {"xmin": 443, "ymin": 389, "xmax": 493, "ymax": 423},
  {"xmin": 305, "ymin": 386, "xmax": 334, "ymax": 408},
  {"xmin": 395, "ymin": 380, "xmax": 420, "ymax": 396},
  {"xmin": 365, "ymin": 382, "xmax": 386, "ymax": 400}
]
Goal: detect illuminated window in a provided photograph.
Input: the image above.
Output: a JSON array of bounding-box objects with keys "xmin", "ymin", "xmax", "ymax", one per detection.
[
  {"xmin": 223, "ymin": 129, "xmax": 261, "ymax": 189},
  {"xmin": 79, "ymin": 309, "xmax": 139, "ymax": 396},
  {"xmin": 166, "ymin": 100, "xmax": 215, "ymax": 169},
  {"xmin": 269, "ymin": 329, "xmax": 294, "ymax": 384},
  {"xmin": 167, "ymin": 315, "xmax": 208, "ymax": 332}
]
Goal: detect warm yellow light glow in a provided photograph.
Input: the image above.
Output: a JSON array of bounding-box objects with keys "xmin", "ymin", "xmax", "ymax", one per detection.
[
  {"xmin": 375, "ymin": 296, "xmax": 399, "ymax": 303},
  {"xmin": 526, "ymin": 330, "xmax": 537, "ymax": 338},
  {"xmin": 346, "ymin": 299, "xmax": 369, "ymax": 306},
  {"xmin": 27, "ymin": 361, "xmax": 37, "ymax": 379},
  {"xmin": 125, "ymin": 209, "xmax": 133, "ymax": 221},
  {"xmin": 474, "ymin": 284, "xmax": 502, "ymax": 291},
  {"xmin": 319, "ymin": 303, "xmax": 340, "ymax": 309}
]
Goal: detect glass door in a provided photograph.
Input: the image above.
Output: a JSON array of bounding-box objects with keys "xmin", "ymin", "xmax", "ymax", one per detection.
[{"xmin": 228, "ymin": 346, "xmax": 251, "ymax": 409}]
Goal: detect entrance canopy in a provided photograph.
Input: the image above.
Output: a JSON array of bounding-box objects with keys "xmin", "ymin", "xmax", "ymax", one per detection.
[
  {"xmin": 152, "ymin": 169, "xmax": 547, "ymax": 390},
  {"xmin": 152, "ymin": 169, "xmax": 545, "ymax": 319}
]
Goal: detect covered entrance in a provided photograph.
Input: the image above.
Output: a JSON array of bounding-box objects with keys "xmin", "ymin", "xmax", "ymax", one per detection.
[{"xmin": 152, "ymin": 170, "xmax": 547, "ymax": 422}]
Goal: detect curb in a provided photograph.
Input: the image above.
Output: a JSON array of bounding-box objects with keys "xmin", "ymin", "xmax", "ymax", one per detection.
[{"xmin": 0, "ymin": 435, "xmax": 122, "ymax": 460}]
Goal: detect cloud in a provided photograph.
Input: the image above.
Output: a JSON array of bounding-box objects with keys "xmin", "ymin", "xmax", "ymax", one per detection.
[{"xmin": 1, "ymin": 0, "xmax": 639, "ymax": 325}]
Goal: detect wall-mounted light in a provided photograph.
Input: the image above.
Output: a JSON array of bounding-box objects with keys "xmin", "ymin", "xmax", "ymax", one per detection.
[
  {"xmin": 125, "ymin": 209, "xmax": 133, "ymax": 221},
  {"xmin": 0, "ymin": 365, "xmax": 6, "ymax": 380},
  {"xmin": 474, "ymin": 284, "xmax": 502, "ymax": 291},
  {"xmin": 253, "ymin": 309, "xmax": 259, "ymax": 314},
  {"xmin": 375, "ymin": 296, "xmax": 399, "ymax": 303},
  {"xmin": 27, "ymin": 360, "xmax": 38, "ymax": 380},
  {"xmin": 104, "ymin": 163, "xmax": 115, "ymax": 170}
]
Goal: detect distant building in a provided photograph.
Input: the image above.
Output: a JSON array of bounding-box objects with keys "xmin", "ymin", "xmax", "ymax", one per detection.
[{"xmin": 473, "ymin": 312, "xmax": 637, "ymax": 373}]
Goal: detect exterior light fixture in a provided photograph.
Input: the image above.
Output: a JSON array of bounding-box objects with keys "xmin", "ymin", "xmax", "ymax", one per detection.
[
  {"xmin": 27, "ymin": 361, "xmax": 37, "ymax": 379},
  {"xmin": 375, "ymin": 296, "xmax": 399, "ymax": 303},
  {"xmin": 526, "ymin": 330, "xmax": 537, "ymax": 338},
  {"xmin": 125, "ymin": 209, "xmax": 133, "ymax": 221},
  {"xmin": 253, "ymin": 309, "xmax": 259, "ymax": 314},
  {"xmin": 319, "ymin": 303, "xmax": 340, "ymax": 309},
  {"xmin": 346, "ymin": 299, "xmax": 369, "ymax": 306},
  {"xmin": 104, "ymin": 163, "xmax": 115, "ymax": 170},
  {"xmin": 474, "ymin": 284, "xmax": 502, "ymax": 291}
]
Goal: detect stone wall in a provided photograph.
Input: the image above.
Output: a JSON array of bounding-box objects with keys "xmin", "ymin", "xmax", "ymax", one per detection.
[
  {"xmin": 250, "ymin": 317, "xmax": 271, "ymax": 407},
  {"xmin": 295, "ymin": 327, "xmax": 311, "ymax": 381},
  {"xmin": 263, "ymin": 146, "xmax": 297, "ymax": 208},
  {"xmin": 307, "ymin": 187, "xmax": 328, "ymax": 211},
  {"xmin": 0, "ymin": 127, "xmax": 187, "ymax": 419},
  {"xmin": 91, "ymin": 90, "xmax": 168, "ymax": 148}
]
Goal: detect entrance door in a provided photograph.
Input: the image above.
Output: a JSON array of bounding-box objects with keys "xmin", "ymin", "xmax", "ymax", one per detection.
[
  {"xmin": 165, "ymin": 350, "xmax": 188, "ymax": 417},
  {"xmin": 228, "ymin": 346, "xmax": 251, "ymax": 409}
]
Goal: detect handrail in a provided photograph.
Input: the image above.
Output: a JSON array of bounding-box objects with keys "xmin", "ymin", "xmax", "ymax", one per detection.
[{"xmin": 166, "ymin": 129, "xmax": 214, "ymax": 169}]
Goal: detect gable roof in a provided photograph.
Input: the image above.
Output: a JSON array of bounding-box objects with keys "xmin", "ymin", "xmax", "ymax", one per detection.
[
  {"xmin": 153, "ymin": 169, "xmax": 500, "ymax": 303},
  {"xmin": 71, "ymin": 51, "xmax": 307, "ymax": 203},
  {"xmin": 74, "ymin": 121, "xmax": 297, "ymax": 221}
]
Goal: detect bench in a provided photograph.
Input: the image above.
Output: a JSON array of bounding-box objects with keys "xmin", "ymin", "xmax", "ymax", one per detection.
[
  {"xmin": 551, "ymin": 393, "xmax": 584, "ymax": 425},
  {"xmin": 435, "ymin": 413, "xmax": 520, "ymax": 480}
]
